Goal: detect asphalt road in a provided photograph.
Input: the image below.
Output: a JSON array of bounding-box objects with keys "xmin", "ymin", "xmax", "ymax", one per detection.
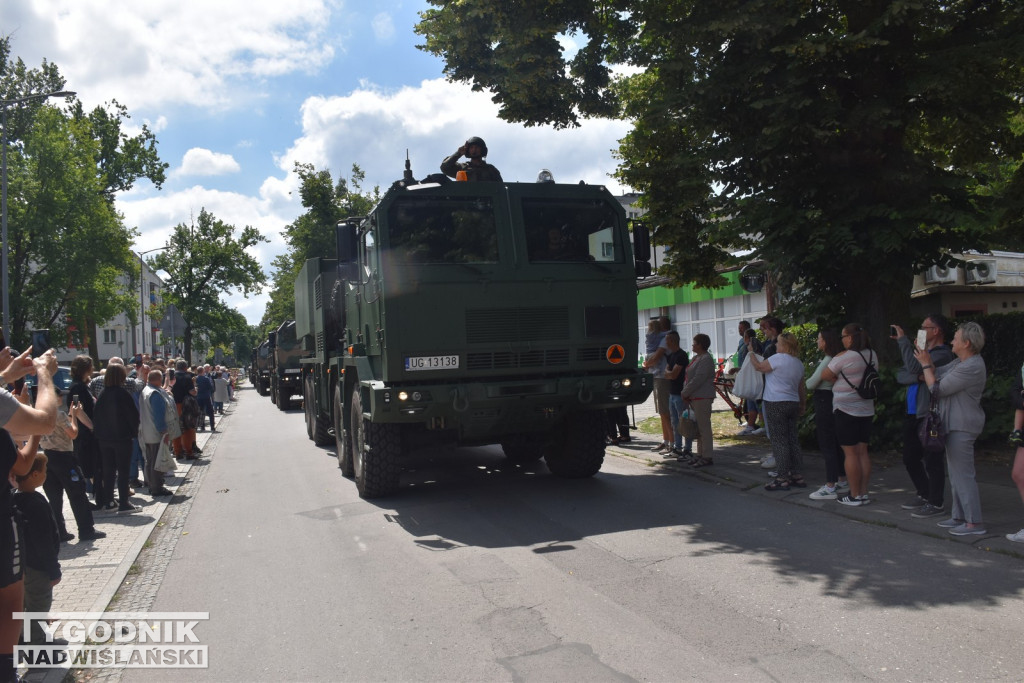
[{"xmin": 124, "ymin": 389, "xmax": 1024, "ymax": 682}]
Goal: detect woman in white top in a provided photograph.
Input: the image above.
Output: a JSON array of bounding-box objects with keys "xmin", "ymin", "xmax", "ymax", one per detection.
[
  {"xmin": 749, "ymin": 332, "xmax": 806, "ymax": 490},
  {"xmin": 821, "ymin": 324, "xmax": 878, "ymax": 506}
]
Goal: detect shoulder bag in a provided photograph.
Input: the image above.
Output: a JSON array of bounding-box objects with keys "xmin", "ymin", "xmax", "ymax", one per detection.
[
  {"xmin": 917, "ymin": 389, "xmax": 946, "ymax": 453},
  {"xmin": 733, "ymin": 353, "xmax": 763, "ymax": 400}
]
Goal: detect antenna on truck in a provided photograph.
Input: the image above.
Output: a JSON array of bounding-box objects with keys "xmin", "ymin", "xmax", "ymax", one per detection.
[{"xmin": 403, "ymin": 149, "xmax": 415, "ymax": 186}]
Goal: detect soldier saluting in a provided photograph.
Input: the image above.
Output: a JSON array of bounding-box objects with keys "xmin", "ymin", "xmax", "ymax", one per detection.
[{"xmin": 440, "ymin": 136, "xmax": 503, "ymax": 182}]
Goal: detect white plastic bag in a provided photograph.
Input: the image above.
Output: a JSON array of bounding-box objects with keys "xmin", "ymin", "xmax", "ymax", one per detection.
[
  {"xmin": 732, "ymin": 353, "xmax": 764, "ymax": 400},
  {"xmin": 155, "ymin": 436, "xmax": 178, "ymax": 474}
]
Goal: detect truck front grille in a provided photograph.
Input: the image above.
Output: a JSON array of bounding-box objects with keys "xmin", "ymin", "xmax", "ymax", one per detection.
[
  {"xmin": 576, "ymin": 347, "xmax": 606, "ymax": 362},
  {"xmin": 466, "ymin": 307, "xmax": 569, "ymax": 343},
  {"xmin": 466, "ymin": 348, "xmax": 570, "ymax": 370}
]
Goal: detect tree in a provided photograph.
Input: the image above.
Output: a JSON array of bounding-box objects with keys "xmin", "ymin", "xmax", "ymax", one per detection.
[
  {"xmin": 150, "ymin": 208, "xmax": 268, "ymax": 360},
  {"xmin": 260, "ymin": 162, "xmax": 379, "ymax": 331},
  {"xmin": 1, "ymin": 38, "xmax": 168, "ymax": 352},
  {"xmin": 416, "ymin": 1, "xmax": 1024, "ymax": 354}
]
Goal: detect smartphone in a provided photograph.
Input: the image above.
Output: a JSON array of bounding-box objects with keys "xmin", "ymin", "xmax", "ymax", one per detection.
[
  {"xmin": 916, "ymin": 329, "xmax": 927, "ymax": 349},
  {"xmin": 30, "ymin": 329, "xmax": 51, "ymax": 355},
  {"xmin": 889, "ymin": 325, "xmax": 897, "ymax": 337}
]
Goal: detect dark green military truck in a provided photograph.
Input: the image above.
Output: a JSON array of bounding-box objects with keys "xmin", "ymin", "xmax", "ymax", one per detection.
[
  {"xmin": 296, "ymin": 172, "xmax": 653, "ymax": 497},
  {"xmin": 253, "ymin": 339, "xmax": 272, "ymax": 396},
  {"xmin": 268, "ymin": 320, "xmax": 310, "ymax": 410}
]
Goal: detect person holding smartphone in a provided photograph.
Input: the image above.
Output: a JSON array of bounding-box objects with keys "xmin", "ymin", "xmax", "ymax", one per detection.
[
  {"xmin": 892, "ymin": 314, "xmax": 954, "ymax": 518},
  {"xmin": 0, "ymin": 346, "xmax": 59, "ymax": 683},
  {"xmin": 41, "ymin": 393, "xmax": 105, "ymax": 542}
]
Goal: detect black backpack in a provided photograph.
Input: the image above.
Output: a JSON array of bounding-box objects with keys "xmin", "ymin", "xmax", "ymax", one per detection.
[{"xmin": 840, "ymin": 350, "xmax": 881, "ymax": 400}]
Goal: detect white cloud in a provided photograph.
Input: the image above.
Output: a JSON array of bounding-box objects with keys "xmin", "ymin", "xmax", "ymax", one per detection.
[
  {"xmin": 173, "ymin": 148, "xmax": 242, "ymax": 178},
  {"xmin": 8, "ymin": 0, "xmax": 336, "ymax": 112},
  {"xmin": 283, "ymin": 78, "xmax": 632, "ymax": 192},
  {"xmin": 372, "ymin": 13, "xmax": 395, "ymax": 42}
]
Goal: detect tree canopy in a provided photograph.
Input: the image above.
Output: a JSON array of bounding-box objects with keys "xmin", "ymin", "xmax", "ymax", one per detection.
[
  {"xmin": 416, "ymin": 1, "xmax": 1024, "ymax": 348},
  {"xmin": 260, "ymin": 162, "xmax": 379, "ymax": 333},
  {"xmin": 150, "ymin": 208, "xmax": 267, "ymax": 361},
  {"xmin": 1, "ymin": 37, "xmax": 168, "ymax": 352}
]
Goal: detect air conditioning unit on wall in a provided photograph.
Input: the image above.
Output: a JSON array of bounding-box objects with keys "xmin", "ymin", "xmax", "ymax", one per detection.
[
  {"xmin": 965, "ymin": 259, "xmax": 998, "ymax": 285},
  {"xmin": 924, "ymin": 265, "xmax": 958, "ymax": 284}
]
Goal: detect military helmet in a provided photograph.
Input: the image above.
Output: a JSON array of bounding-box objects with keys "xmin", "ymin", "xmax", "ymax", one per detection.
[{"xmin": 464, "ymin": 136, "xmax": 488, "ymax": 157}]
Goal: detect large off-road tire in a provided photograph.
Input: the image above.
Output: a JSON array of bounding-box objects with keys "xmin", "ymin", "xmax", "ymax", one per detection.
[
  {"xmin": 335, "ymin": 383, "xmax": 354, "ymax": 477},
  {"xmin": 257, "ymin": 378, "xmax": 268, "ymax": 396},
  {"xmin": 350, "ymin": 385, "xmax": 401, "ymax": 498},
  {"xmin": 275, "ymin": 381, "xmax": 288, "ymax": 411},
  {"xmin": 303, "ymin": 376, "xmax": 314, "ymax": 441},
  {"xmin": 500, "ymin": 433, "xmax": 547, "ymax": 464},
  {"xmin": 543, "ymin": 410, "xmax": 607, "ymax": 478},
  {"xmin": 312, "ymin": 407, "xmax": 333, "ymax": 447}
]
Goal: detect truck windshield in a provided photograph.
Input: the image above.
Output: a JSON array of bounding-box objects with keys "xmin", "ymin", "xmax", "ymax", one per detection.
[
  {"xmin": 524, "ymin": 199, "xmax": 624, "ymax": 263},
  {"xmin": 387, "ymin": 197, "xmax": 499, "ymax": 264}
]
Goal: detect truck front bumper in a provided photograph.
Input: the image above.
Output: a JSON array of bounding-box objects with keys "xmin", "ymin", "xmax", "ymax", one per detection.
[{"xmin": 364, "ymin": 371, "xmax": 653, "ymax": 438}]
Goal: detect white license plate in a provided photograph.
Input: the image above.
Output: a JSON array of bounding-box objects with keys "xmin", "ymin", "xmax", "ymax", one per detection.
[
  {"xmin": 405, "ymin": 355, "xmax": 459, "ymax": 371},
  {"xmin": 285, "ymin": 369, "xmax": 301, "ymax": 374}
]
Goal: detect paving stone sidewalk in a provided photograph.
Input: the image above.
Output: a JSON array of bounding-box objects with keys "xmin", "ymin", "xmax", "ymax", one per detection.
[{"xmin": 19, "ymin": 397, "xmax": 237, "ymax": 683}]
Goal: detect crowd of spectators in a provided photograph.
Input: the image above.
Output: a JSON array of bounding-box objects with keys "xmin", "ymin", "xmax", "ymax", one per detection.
[
  {"xmin": 642, "ymin": 314, "xmax": 1024, "ymax": 541},
  {"xmin": 2, "ymin": 348, "xmax": 237, "ymax": 678}
]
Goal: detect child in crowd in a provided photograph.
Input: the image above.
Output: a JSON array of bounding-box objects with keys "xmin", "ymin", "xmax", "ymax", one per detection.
[
  {"xmin": 644, "ymin": 320, "xmax": 660, "ymax": 363},
  {"xmin": 12, "ymin": 453, "xmax": 62, "ymax": 645}
]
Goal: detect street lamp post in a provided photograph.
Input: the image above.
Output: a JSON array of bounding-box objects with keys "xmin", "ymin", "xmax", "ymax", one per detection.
[
  {"xmin": 137, "ymin": 246, "xmax": 169, "ymax": 356},
  {"xmin": 2, "ymin": 89, "xmax": 76, "ymax": 343}
]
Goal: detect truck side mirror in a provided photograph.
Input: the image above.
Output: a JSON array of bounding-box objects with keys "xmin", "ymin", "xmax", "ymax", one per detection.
[
  {"xmin": 336, "ymin": 221, "xmax": 359, "ymax": 282},
  {"xmin": 267, "ymin": 331, "xmax": 277, "ymax": 349},
  {"xmin": 632, "ymin": 220, "xmax": 652, "ymax": 277}
]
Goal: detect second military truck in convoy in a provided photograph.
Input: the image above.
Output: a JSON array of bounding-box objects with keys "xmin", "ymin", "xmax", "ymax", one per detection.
[
  {"xmin": 267, "ymin": 320, "xmax": 310, "ymax": 410},
  {"xmin": 251, "ymin": 339, "xmax": 272, "ymax": 396},
  {"xmin": 295, "ymin": 162, "xmax": 653, "ymax": 498}
]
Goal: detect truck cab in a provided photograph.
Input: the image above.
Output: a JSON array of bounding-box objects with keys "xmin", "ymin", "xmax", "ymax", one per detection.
[{"xmin": 297, "ymin": 174, "xmax": 652, "ymax": 497}]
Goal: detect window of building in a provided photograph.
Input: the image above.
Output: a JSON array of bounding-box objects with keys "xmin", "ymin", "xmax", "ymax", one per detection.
[{"xmin": 103, "ymin": 329, "xmax": 117, "ymax": 344}]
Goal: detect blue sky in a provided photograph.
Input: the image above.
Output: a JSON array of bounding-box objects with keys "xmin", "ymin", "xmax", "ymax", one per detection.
[{"xmin": 5, "ymin": 1, "xmax": 632, "ymax": 324}]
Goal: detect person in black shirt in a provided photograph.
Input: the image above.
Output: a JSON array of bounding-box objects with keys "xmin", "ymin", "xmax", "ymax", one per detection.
[{"xmin": 663, "ymin": 331, "xmax": 692, "ymax": 457}]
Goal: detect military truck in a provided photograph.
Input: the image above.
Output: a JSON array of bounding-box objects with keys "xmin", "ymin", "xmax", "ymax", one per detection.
[
  {"xmin": 295, "ymin": 164, "xmax": 653, "ymax": 498},
  {"xmin": 267, "ymin": 319, "xmax": 310, "ymax": 410},
  {"xmin": 253, "ymin": 339, "xmax": 272, "ymax": 396}
]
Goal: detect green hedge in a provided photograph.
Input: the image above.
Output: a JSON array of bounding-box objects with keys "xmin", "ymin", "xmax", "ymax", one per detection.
[{"xmin": 761, "ymin": 314, "xmax": 1024, "ymax": 452}]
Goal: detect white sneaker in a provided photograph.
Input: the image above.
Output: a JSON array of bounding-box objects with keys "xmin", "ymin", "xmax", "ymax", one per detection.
[
  {"xmin": 751, "ymin": 427, "xmax": 766, "ymax": 435},
  {"xmin": 835, "ymin": 480, "xmax": 850, "ymax": 491},
  {"xmin": 760, "ymin": 455, "xmax": 776, "ymax": 469},
  {"xmin": 1006, "ymin": 529, "xmax": 1024, "ymax": 543},
  {"xmin": 809, "ymin": 485, "xmax": 837, "ymax": 500},
  {"xmin": 738, "ymin": 425, "xmax": 756, "ymax": 435}
]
